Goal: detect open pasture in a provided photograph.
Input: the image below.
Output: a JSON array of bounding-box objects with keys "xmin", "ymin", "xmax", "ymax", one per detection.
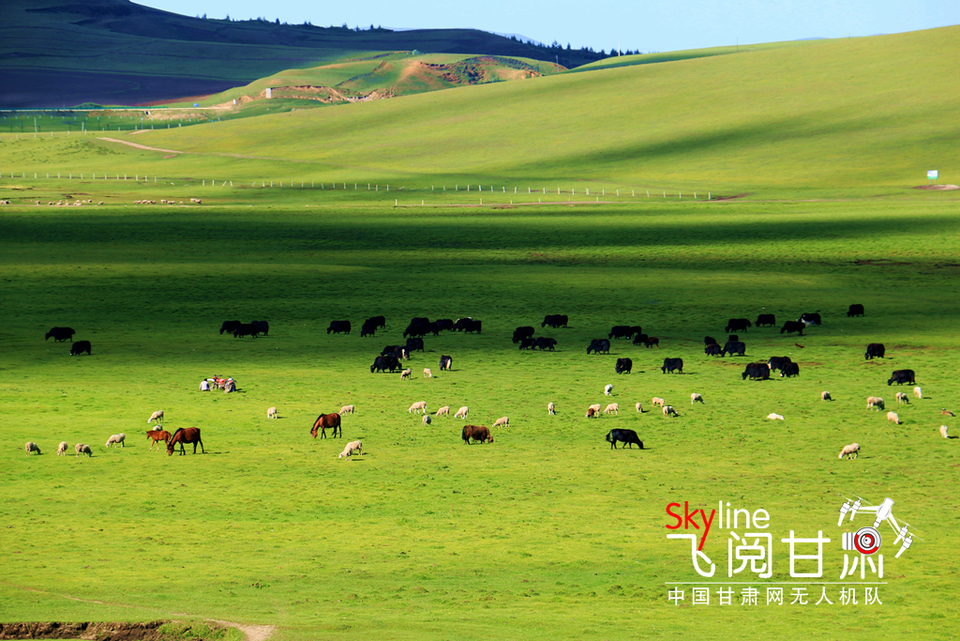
[{"xmin": 1, "ymin": 197, "xmax": 958, "ymax": 640}]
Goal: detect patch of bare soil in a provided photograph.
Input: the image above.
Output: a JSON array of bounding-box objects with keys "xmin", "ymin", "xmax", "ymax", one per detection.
[
  {"xmin": 0, "ymin": 621, "xmax": 167, "ymax": 640},
  {"xmin": 914, "ymin": 184, "xmax": 959, "ymax": 190},
  {"xmin": 713, "ymin": 193, "xmax": 751, "ymax": 201}
]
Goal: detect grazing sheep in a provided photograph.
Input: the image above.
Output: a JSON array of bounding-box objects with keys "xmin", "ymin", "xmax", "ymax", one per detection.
[
  {"xmin": 267, "ymin": 406, "xmax": 278, "ymax": 419},
  {"xmin": 867, "ymin": 397, "xmax": 885, "ymax": 411},
  {"xmin": 838, "ymin": 443, "xmax": 860, "ymax": 459},
  {"xmin": 940, "ymin": 425, "xmax": 949, "ymax": 439},
  {"xmin": 635, "ymin": 402, "xmax": 643, "ymax": 413},
  {"xmin": 400, "ymin": 368, "xmax": 412, "ymax": 380},
  {"xmin": 588, "ymin": 403, "xmax": 602, "ymax": 414},
  {"xmin": 547, "ymin": 402, "xmax": 556, "ymax": 415},
  {"xmin": 942, "ymin": 408, "xmax": 956, "ymax": 417},
  {"xmin": 57, "ymin": 441, "xmax": 68, "ymax": 456},
  {"xmin": 821, "ymin": 391, "xmax": 832, "ymax": 401},
  {"xmin": 604, "ymin": 384, "xmax": 614, "ymax": 396},
  {"xmin": 767, "ymin": 413, "xmax": 785, "ymax": 421},
  {"xmin": 423, "ymin": 368, "xmax": 433, "ymax": 378},
  {"xmin": 338, "ymin": 440, "xmax": 363, "ymax": 460},
  {"xmin": 492, "ymin": 416, "xmax": 510, "ymax": 428},
  {"xmin": 691, "ymin": 393, "xmax": 704, "ymax": 405},
  {"xmin": 455, "ymin": 406, "xmax": 469, "ymax": 419},
  {"xmin": 604, "ymin": 404, "xmax": 619, "ymax": 415},
  {"xmin": 25, "ymin": 442, "xmax": 41, "ymax": 455},
  {"xmin": 886, "ymin": 411, "xmax": 901, "ymax": 425},
  {"xmin": 895, "ymin": 392, "xmax": 909, "ymax": 405},
  {"xmin": 408, "ymin": 401, "xmax": 427, "ymax": 414},
  {"xmin": 105, "ymin": 433, "xmax": 125, "ymax": 448},
  {"xmin": 662, "ymin": 405, "xmax": 679, "ymax": 417},
  {"xmin": 652, "ymin": 397, "xmax": 665, "ymax": 408},
  {"xmin": 436, "ymin": 405, "xmax": 451, "ymax": 417},
  {"xmin": 75, "ymin": 443, "xmax": 92, "ymax": 457},
  {"xmin": 586, "ymin": 407, "xmax": 598, "ymax": 418},
  {"xmin": 148, "ymin": 410, "xmax": 164, "ymax": 424},
  {"xmin": 422, "ymin": 415, "xmax": 432, "ymax": 426},
  {"xmin": 914, "ymin": 386, "xmax": 922, "ymax": 399}
]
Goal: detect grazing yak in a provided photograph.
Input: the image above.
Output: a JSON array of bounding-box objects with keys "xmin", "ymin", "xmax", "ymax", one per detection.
[
  {"xmin": 725, "ymin": 318, "xmax": 752, "ymax": 333},
  {"xmin": 755, "ymin": 314, "xmax": 776, "ymax": 327},
  {"xmin": 219, "ymin": 321, "xmax": 241, "ymax": 335},
  {"xmin": 251, "ymin": 320, "xmax": 269, "ymax": 336},
  {"xmin": 327, "ymin": 320, "xmax": 351, "ymax": 335},
  {"xmin": 799, "ymin": 312, "xmax": 822, "ymax": 326},
  {"xmin": 888, "ymin": 369, "xmax": 916, "ymax": 386},
  {"xmin": 767, "ymin": 356, "xmax": 792, "ymax": 372},
  {"xmin": 742, "ymin": 362, "xmax": 771, "ymax": 381},
  {"xmin": 780, "ymin": 321, "xmax": 805, "ymax": 335},
  {"xmin": 360, "ymin": 321, "xmax": 378, "ymax": 337},
  {"xmin": 608, "ymin": 326, "xmax": 636, "ymax": 340},
  {"xmin": 439, "ymin": 355, "xmax": 453, "ymax": 371},
  {"xmin": 542, "ymin": 314, "xmax": 568, "ymax": 328},
  {"xmin": 434, "ymin": 319, "xmax": 455, "ymax": 332},
  {"xmin": 403, "ymin": 319, "xmax": 430, "ymax": 338},
  {"xmin": 462, "ymin": 425, "xmax": 493, "ymax": 444},
  {"xmin": 847, "ymin": 304, "xmax": 865, "ymax": 317},
  {"xmin": 661, "ymin": 358, "xmax": 683, "ymax": 374},
  {"xmin": 721, "ymin": 340, "xmax": 746, "ymax": 357},
  {"xmin": 779, "ymin": 362, "xmax": 801, "ymax": 378},
  {"xmin": 536, "ymin": 337, "xmax": 557, "ymax": 351},
  {"xmin": 865, "ymin": 343, "xmax": 885, "ymax": 360},
  {"xmin": 513, "ymin": 326, "xmax": 536, "ymax": 343},
  {"xmin": 406, "ymin": 337, "xmax": 425, "ymax": 353},
  {"xmin": 70, "ymin": 340, "xmax": 91, "ymax": 356},
  {"xmin": 587, "ymin": 339, "xmax": 610, "ymax": 355},
  {"xmin": 365, "ymin": 315, "xmax": 387, "ymax": 330},
  {"xmin": 704, "ymin": 343, "xmax": 722, "ymax": 356},
  {"xmin": 643, "ymin": 336, "xmax": 660, "ymax": 348},
  {"xmin": 615, "ymin": 358, "xmax": 633, "ymax": 374},
  {"xmin": 519, "ymin": 337, "xmax": 537, "ymax": 350},
  {"xmin": 45, "ymin": 327, "xmax": 76, "ymax": 342},
  {"xmin": 704, "ymin": 336, "xmax": 718, "ymax": 346},
  {"xmin": 606, "ymin": 429, "xmax": 644, "ymax": 450},
  {"xmin": 232, "ymin": 323, "xmax": 260, "ymax": 338},
  {"xmin": 370, "ymin": 355, "xmax": 401, "ymax": 373},
  {"xmin": 632, "ymin": 333, "xmax": 649, "ymax": 346}
]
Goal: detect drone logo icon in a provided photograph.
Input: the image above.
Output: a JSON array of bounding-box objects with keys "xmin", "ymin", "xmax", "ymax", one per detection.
[{"xmin": 837, "ymin": 496, "xmax": 919, "ymax": 558}]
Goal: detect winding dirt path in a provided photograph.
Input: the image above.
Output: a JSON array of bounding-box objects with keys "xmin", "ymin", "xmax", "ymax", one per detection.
[{"xmin": 98, "ymin": 137, "xmax": 183, "ymax": 155}]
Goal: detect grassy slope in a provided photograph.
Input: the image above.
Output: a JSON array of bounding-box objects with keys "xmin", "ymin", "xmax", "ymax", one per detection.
[{"xmin": 571, "ymin": 40, "xmax": 816, "ymax": 73}]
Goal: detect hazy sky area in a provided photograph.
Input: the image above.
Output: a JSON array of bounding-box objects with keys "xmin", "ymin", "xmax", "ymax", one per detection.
[{"xmin": 135, "ymin": 0, "xmax": 959, "ymax": 53}]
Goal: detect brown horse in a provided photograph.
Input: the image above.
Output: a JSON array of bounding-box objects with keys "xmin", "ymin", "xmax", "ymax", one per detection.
[
  {"xmin": 146, "ymin": 429, "xmax": 172, "ymax": 451},
  {"xmin": 311, "ymin": 413, "xmax": 341, "ymax": 439},
  {"xmin": 167, "ymin": 427, "xmax": 204, "ymax": 456}
]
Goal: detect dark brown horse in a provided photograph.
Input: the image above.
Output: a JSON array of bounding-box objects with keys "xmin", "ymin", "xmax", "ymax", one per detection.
[
  {"xmin": 167, "ymin": 427, "xmax": 204, "ymax": 455},
  {"xmin": 146, "ymin": 429, "xmax": 172, "ymax": 452},
  {"xmin": 311, "ymin": 413, "xmax": 341, "ymax": 439}
]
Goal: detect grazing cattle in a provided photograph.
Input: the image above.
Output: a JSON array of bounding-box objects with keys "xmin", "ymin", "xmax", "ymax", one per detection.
[
  {"xmin": 780, "ymin": 321, "xmax": 805, "ymax": 335},
  {"xmin": 439, "ymin": 355, "xmax": 453, "ymax": 371},
  {"xmin": 548, "ymin": 402, "xmax": 556, "ymax": 415},
  {"xmin": 779, "ymin": 362, "xmax": 800, "ymax": 378},
  {"xmin": 403, "ymin": 321, "xmax": 429, "ymax": 338},
  {"xmin": 704, "ymin": 336, "xmax": 718, "ymax": 346},
  {"xmin": 742, "ymin": 362, "xmax": 771, "ymax": 381},
  {"xmin": 406, "ymin": 337, "xmax": 425, "ymax": 353},
  {"xmin": 799, "ymin": 312, "xmax": 822, "ymax": 326},
  {"xmin": 609, "ymin": 326, "xmax": 635, "ymax": 340},
  {"xmin": 704, "ymin": 343, "xmax": 722, "ymax": 356},
  {"xmin": 721, "ymin": 340, "xmax": 746, "ymax": 357},
  {"xmin": 587, "ymin": 339, "xmax": 610, "ymax": 354},
  {"xmin": 381, "ymin": 345, "xmax": 406, "ymax": 359},
  {"xmin": 519, "ymin": 337, "xmax": 536, "ymax": 350},
  {"xmin": 887, "ymin": 369, "xmax": 916, "ymax": 386},
  {"xmin": 606, "ymin": 429, "xmax": 644, "ymax": 449},
  {"xmin": 45, "ymin": 327, "xmax": 76, "ymax": 342},
  {"xmin": 146, "ymin": 430, "xmax": 171, "ymax": 451},
  {"xmin": 434, "ymin": 319, "xmax": 455, "ymax": 332},
  {"xmin": 339, "ymin": 440, "xmax": 363, "ymax": 460},
  {"xmin": 661, "ymin": 358, "xmax": 683, "ymax": 374},
  {"xmin": 365, "ymin": 315, "xmax": 387, "ymax": 330},
  {"xmin": 847, "ymin": 304, "xmax": 865, "ymax": 317},
  {"xmin": 455, "ymin": 406, "xmax": 469, "ymax": 419},
  {"xmin": 541, "ymin": 314, "xmax": 568, "ymax": 328},
  {"xmin": 632, "ymin": 333, "xmax": 649, "ymax": 346},
  {"xmin": 727, "ymin": 335, "xmax": 739, "ymax": 342},
  {"xmin": 513, "ymin": 326, "xmax": 536, "ymax": 343},
  {"xmin": 148, "ymin": 410, "xmax": 164, "ymax": 424},
  {"xmin": 219, "ymin": 321, "xmax": 241, "ymax": 335},
  {"xmin": 865, "ymin": 343, "xmax": 885, "ymax": 360},
  {"xmin": 232, "ymin": 323, "xmax": 260, "ymax": 338},
  {"xmin": 167, "ymin": 427, "xmax": 204, "ymax": 455},
  {"xmin": 767, "ymin": 356, "xmax": 792, "ymax": 372},
  {"xmin": 360, "ymin": 321, "xmax": 378, "ymax": 337},
  {"xmin": 462, "ymin": 425, "xmax": 493, "ymax": 444},
  {"xmin": 251, "ymin": 320, "xmax": 269, "ymax": 336},
  {"xmin": 615, "ymin": 358, "xmax": 633, "ymax": 374},
  {"xmin": 536, "ymin": 336, "xmax": 557, "ymax": 351},
  {"xmin": 461, "ymin": 319, "xmax": 482, "ymax": 333},
  {"xmin": 725, "ymin": 318, "xmax": 751, "ymax": 333},
  {"xmin": 70, "ymin": 340, "xmax": 91, "ymax": 356},
  {"xmin": 755, "ymin": 314, "xmax": 776, "ymax": 327},
  {"xmin": 311, "ymin": 413, "xmax": 341, "ymax": 439},
  {"xmin": 370, "ymin": 355, "xmax": 401, "ymax": 373},
  {"xmin": 644, "ymin": 336, "xmax": 660, "ymax": 348},
  {"xmin": 327, "ymin": 320, "xmax": 351, "ymax": 335}
]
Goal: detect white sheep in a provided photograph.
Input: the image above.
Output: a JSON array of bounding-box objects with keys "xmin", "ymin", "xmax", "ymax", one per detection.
[
  {"xmin": 691, "ymin": 393, "xmax": 704, "ymax": 405},
  {"xmin": 338, "ymin": 440, "xmax": 362, "ymax": 460},
  {"xmin": 422, "ymin": 414, "xmax": 432, "ymax": 426},
  {"xmin": 267, "ymin": 406, "xmax": 278, "ymax": 419},
  {"xmin": 75, "ymin": 443, "xmax": 92, "ymax": 457},
  {"xmin": 25, "ymin": 442, "xmax": 41, "ymax": 455},
  {"xmin": 940, "ymin": 425, "xmax": 949, "ymax": 439},
  {"xmin": 604, "ymin": 384, "xmax": 614, "ymax": 396},
  {"xmin": 895, "ymin": 392, "xmax": 909, "ymax": 405},
  {"xmin": 886, "ymin": 411, "xmax": 901, "ymax": 425},
  {"xmin": 400, "ymin": 368, "xmax": 412, "ymax": 380},
  {"xmin": 914, "ymin": 386, "xmax": 923, "ymax": 399},
  {"xmin": 838, "ymin": 443, "xmax": 860, "ymax": 459},
  {"xmin": 339, "ymin": 404, "xmax": 355, "ymax": 415},
  {"xmin": 423, "ymin": 368, "xmax": 432, "ymax": 378},
  {"xmin": 585, "ymin": 407, "xmax": 598, "ymax": 418},
  {"xmin": 408, "ymin": 401, "xmax": 427, "ymax": 414},
  {"xmin": 767, "ymin": 413, "xmax": 785, "ymax": 420},
  {"xmin": 604, "ymin": 403, "xmax": 619, "ymax": 415},
  {"xmin": 455, "ymin": 406, "xmax": 469, "ymax": 419},
  {"xmin": 663, "ymin": 405, "xmax": 679, "ymax": 417},
  {"xmin": 105, "ymin": 433, "xmax": 125, "ymax": 448},
  {"xmin": 635, "ymin": 402, "xmax": 643, "ymax": 413},
  {"xmin": 148, "ymin": 410, "xmax": 164, "ymax": 424},
  {"xmin": 821, "ymin": 391, "xmax": 832, "ymax": 401},
  {"xmin": 57, "ymin": 441, "xmax": 68, "ymax": 456},
  {"xmin": 588, "ymin": 403, "xmax": 602, "ymax": 415},
  {"xmin": 493, "ymin": 416, "xmax": 509, "ymax": 428},
  {"xmin": 436, "ymin": 405, "xmax": 451, "ymax": 417},
  {"xmin": 547, "ymin": 402, "xmax": 556, "ymax": 415},
  {"xmin": 867, "ymin": 397, "xmax": 884, "ymax": 411},
  {"xmin": 652, "ymin": 397, "xmax": 665, "ymax": 408}
]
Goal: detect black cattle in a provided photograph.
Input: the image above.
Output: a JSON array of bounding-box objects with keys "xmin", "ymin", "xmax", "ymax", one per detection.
[
  {"xmin": 462, "ymin": 319, "xmax": 482, "ymax": 334},
  {"xmin": 251, "ymin": 320, "xmax": 269, "ymax": 336},
  {"xmin": 767, "ymin": 356, "xmax": 792, "ymax": 372},
  {"xmin": 327, "ymin": 320, "xmax": 351, "ymax": 335},
  {"xmin": 888, "ymin": 369, "xmax": 916, "ymax": 386},
  {"xmin": 542, "ymin": 314, "xmax": 568, "ymax": 328},
  {"xmin": 632, "ymin": 333, "xmax": 649, "ymax": 346},
  {"xmin": 519, "ymin": 338, "xmax": 536, "ymax": 350},
  {"xmin": 742, "ymin": 362, "xmax": 771, "ymax": 380},
  {"xmin": 727, "ymin": 334, "xmax": 739, "ymax": 342},
  {"xmin": 756, "ymin": 313, "xmax": 776, "ymax": 327},
  {"xmin": 453, "ymin": 317, "xmax": 473, "ymax": 332},
  {"xmin": 365, "ymin": 315, "xmax": 387, "ymax": 330},
  {"xmin": 406, "ymin": 337, "xmax": 425, "ymax": 353},
  {"xmin": 434, "ymin": 318, "xmax": 454, "ymax": 332},
  {"xmin": 70, "ymin": 340, "xmax": 91, "ymax": 356},
  {"xmin": 381, "ymin": 345, "xmax": 406, "ymax": 359},
  {"xmin": 439, "ymin": 355, "xmax": 453, "ymax": 371},
  {"xmin": 586, "ymin": 339, "xmax": 610, "ymax": 354},
  {"xmin": 606, "ymin": 429, "xmax": 644, "ymax": 450},
  {"xmin": 780, "ymin": 321, "xmax": 805, "ymax": 335},
  {"xmin": 403, "ymin": 321, "xmax": 429, "ymax": 338},
  {"xmin": 865, "ymin": 343, "xmax": 885, "ymax": 360},
  {"xmin": 219, "ymin": 321, "xmax": 241, "ymax": 336},
  {"xmin": 615, "ymin": 357, "xmax": 633, "ymax": 374},
  {"xmin": 410, "ymin": 316, "xmax": 430, "ymax": 325},
  {"xmin": 360, "ymin": 321, "xmax": 378, "ymax": 337},
  {"xmin": 721, "ymin": 340, "xmax": 746, "ymax": 357},
  {"xmin": 45, "ymin": 326, "xmax": 76, "ymax": 342},
  {"xmin": 536, "ymin": 337, "xmax": 557, "ymax": 351},
  {"xmin": 780, "ymin": 362, "xmax": 800, "ymax": 378},
  {"xmin": 233, "ymin": 323, "xmax": 260, "ymax": 338},
  {"xmin": 704, "ymin": 336, "xmax": 718, "ymax": 346},
  {"xmin": 799, "ymin": 312, "xmax": 822, "ymax": 326},
  {"xmin": 725, "ymin": 318, "xmax": 751, "ymax": 333},
  {"xmin": 629, "ymin": 326, "xmax": 644, "ymax": 338},
  {"xmin": 513, "ymin": 326, "xmax": 536, "ymax": 343},
  {"xmin": 704, "ymin": 343, "xmax": 722, "ymax": 356},
  {"xmin": 661, "ymin": 358, "xmax": 683, "ymax": 374},
  {"xmin": 370, "ymin": 355, "xmax": 400, "ymax": 373},
  {"xmin": 644, "ymin": 336, "xmax": 660, "ymax": 348},
  {"xmin": 425, "ymin": 321, "xmax": 443, "ymax": 336},
  {"xmin": 609, "ymin": 325, "xmax": 635, "ymax": 340},
  {"xmin": 847, "ymin": 304, "xmax": 865, "ymax": 318}
]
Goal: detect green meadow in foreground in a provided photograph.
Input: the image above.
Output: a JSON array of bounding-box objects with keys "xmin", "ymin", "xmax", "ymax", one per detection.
[{"xmin": 0, "ymin": 197, "xmax": 958, "ymax": 641}]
